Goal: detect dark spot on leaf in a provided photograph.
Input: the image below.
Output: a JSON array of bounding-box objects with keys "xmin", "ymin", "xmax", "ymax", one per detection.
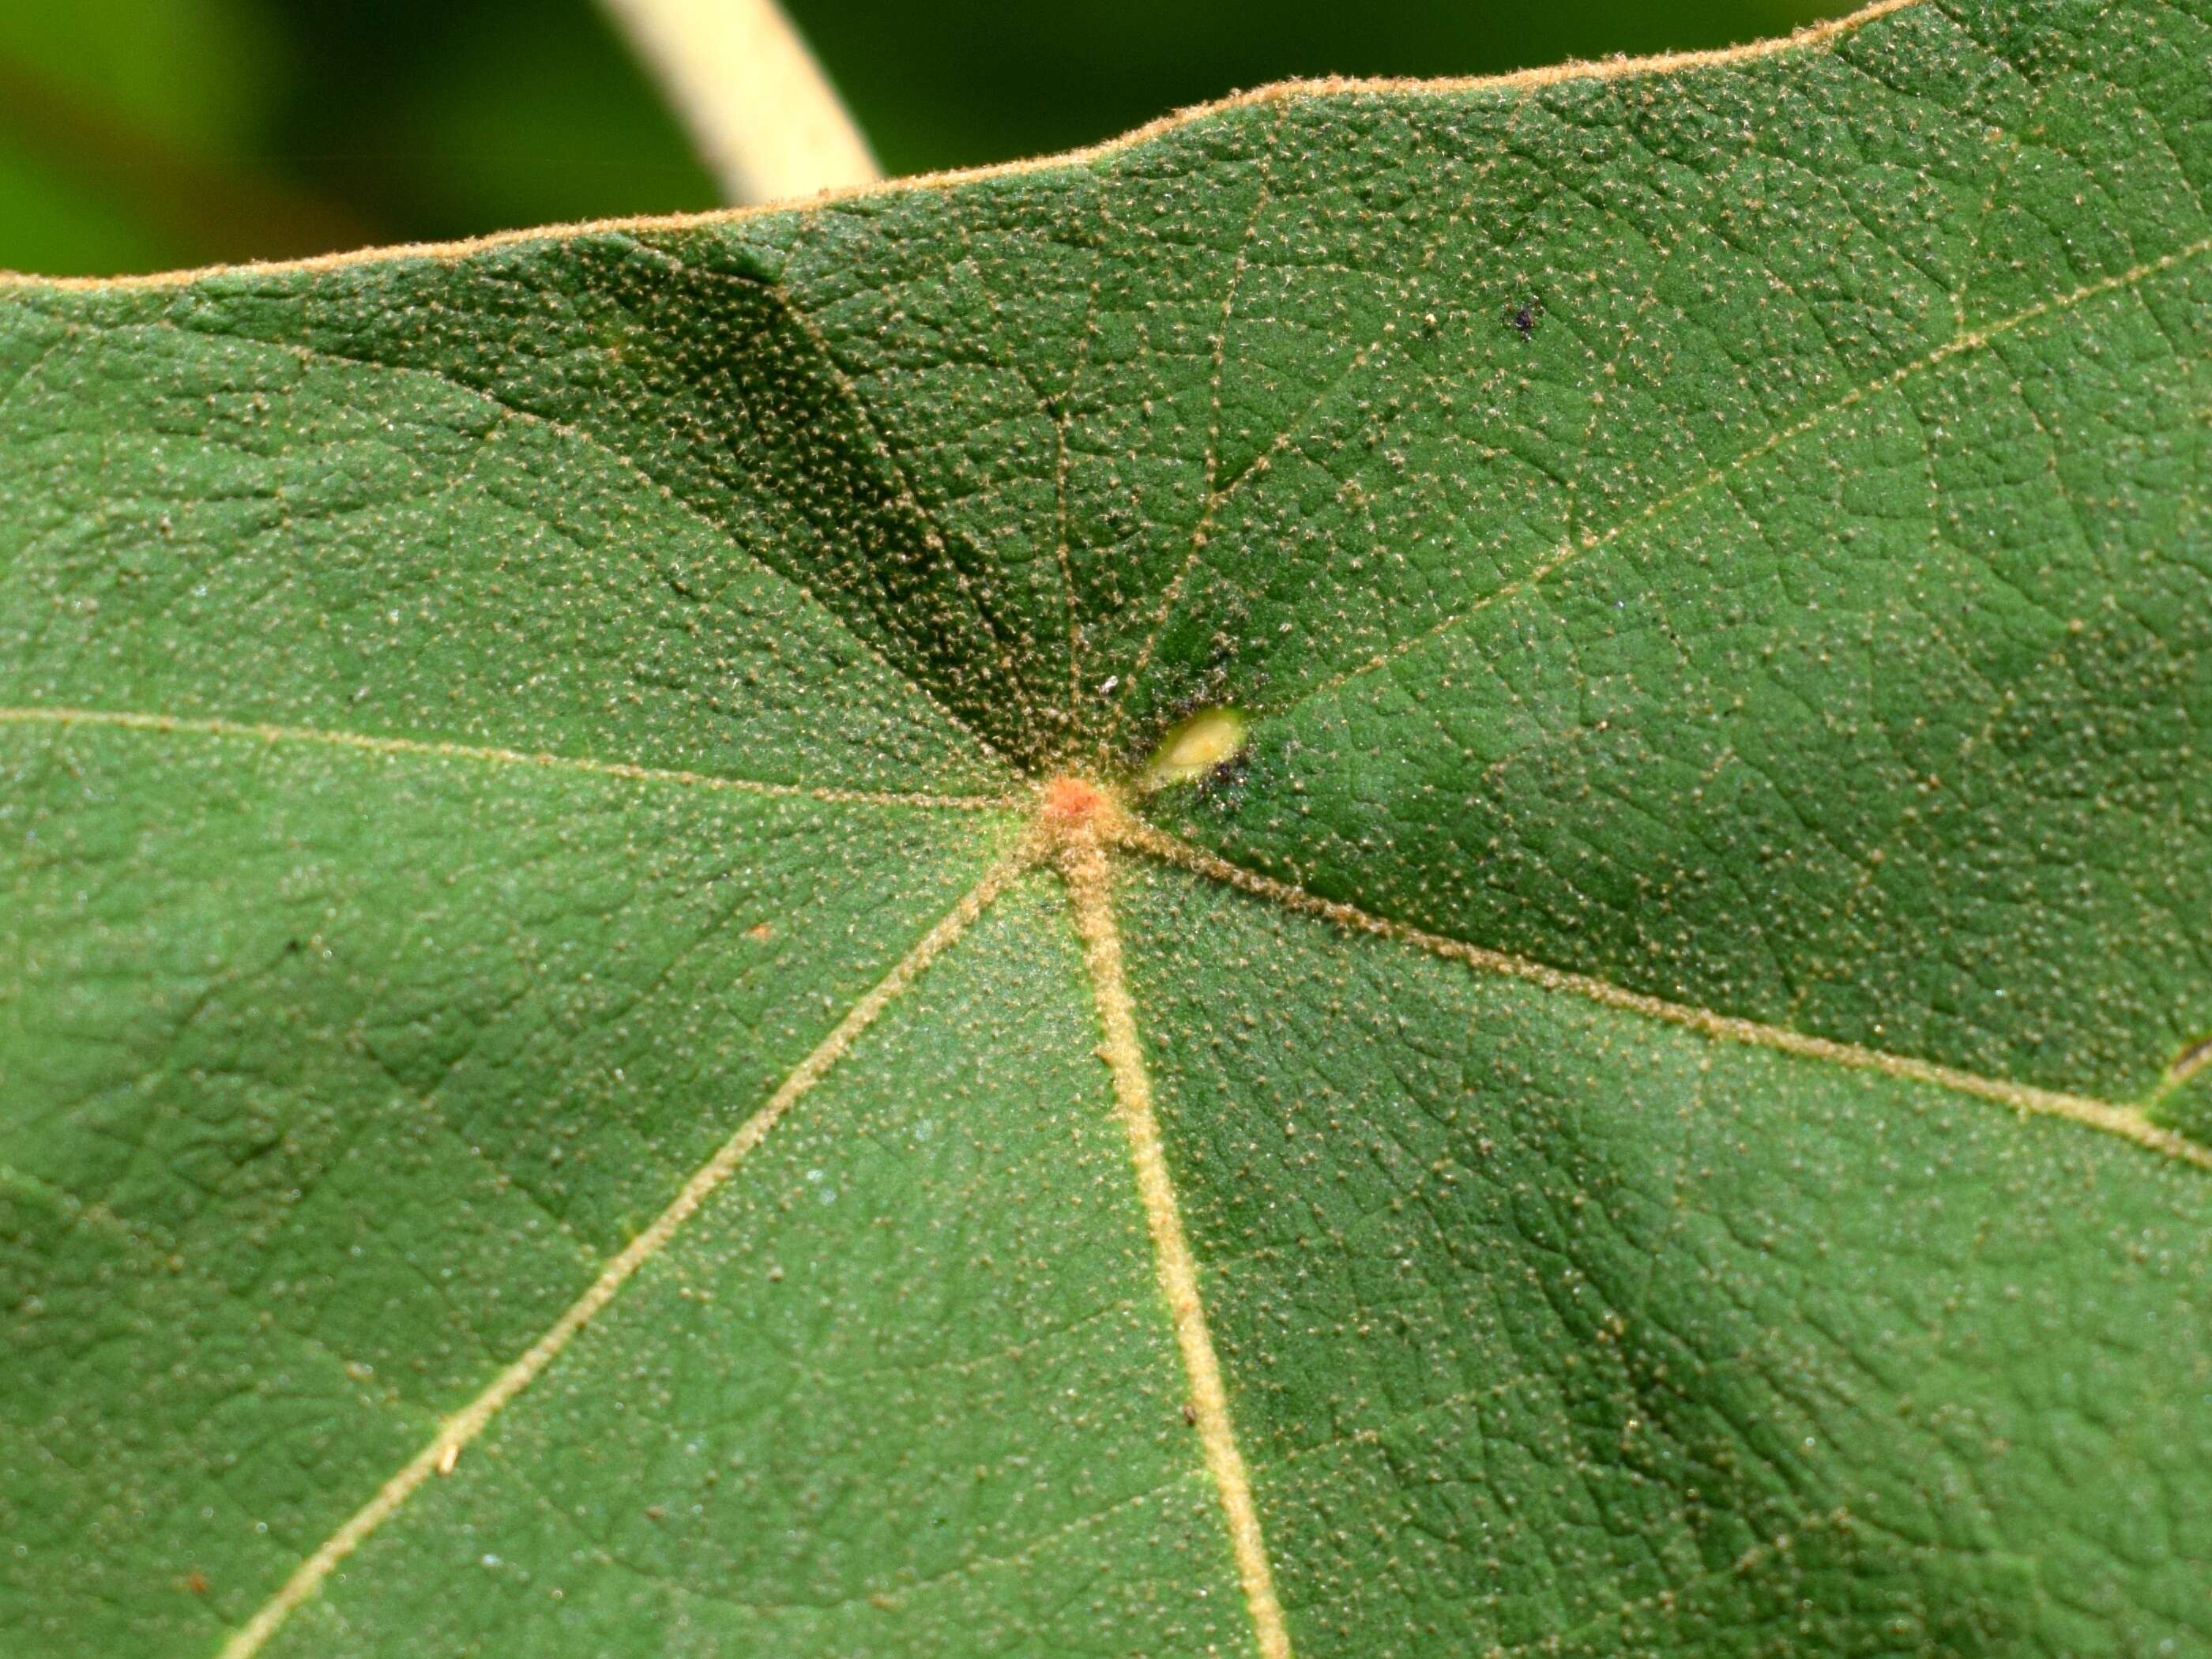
[{"xmin": 2170, "ymin": 1035, "xmax": 2212, "ymax": 1085}]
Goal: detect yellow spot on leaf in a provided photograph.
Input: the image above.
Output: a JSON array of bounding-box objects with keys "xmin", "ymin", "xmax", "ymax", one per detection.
[{"xmin": 1144, "ymin": 707, "xmax": 1247, "ymax": 788}]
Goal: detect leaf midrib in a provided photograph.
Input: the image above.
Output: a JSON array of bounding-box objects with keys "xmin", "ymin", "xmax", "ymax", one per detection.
[{"xmin": 8, "ymin": 703, "xmax": 2194, "ymax": 1157}]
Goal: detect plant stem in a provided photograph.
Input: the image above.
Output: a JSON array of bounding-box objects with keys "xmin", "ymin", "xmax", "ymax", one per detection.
[{"xmin": 597, "ymin": 0, "xmax": 881, "ymax": 205}]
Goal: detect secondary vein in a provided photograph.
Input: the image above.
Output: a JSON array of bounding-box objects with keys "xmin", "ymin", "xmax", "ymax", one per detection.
[
  {"xmin": 0, "ymin": 705, "xmax": 1020, "ymax": 812},
  {"xmin": 213, "ymin": 838, "xmax": 1036, "ymax": 1659},
  {"xmin": 1295, "ymin": 230, "xmax": 2212, "ymax": 713},
  {"xmin": 1115, "ymin": 817, "xmax": 2212, "ymax": 1176}
]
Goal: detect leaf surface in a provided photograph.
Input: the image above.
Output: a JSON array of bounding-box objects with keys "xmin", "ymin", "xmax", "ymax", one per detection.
[{"xmin": 4, "ymin": 2, "xmax": 2211, "ymax": 1655}]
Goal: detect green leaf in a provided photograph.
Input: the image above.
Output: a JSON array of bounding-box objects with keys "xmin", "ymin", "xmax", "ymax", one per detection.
[
  {"xmin": 4, "ymin": 1, "xmax": 2210, "ymax": 1654},
  {"xmin": 783, "ymin": 0, "xmax": 1857, "ymax": 180}
]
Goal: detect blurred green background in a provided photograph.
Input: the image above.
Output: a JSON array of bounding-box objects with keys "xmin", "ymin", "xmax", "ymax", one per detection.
[{"xmin": 0, "ymin": 0, "xmax": 1852, "ymax": 277}]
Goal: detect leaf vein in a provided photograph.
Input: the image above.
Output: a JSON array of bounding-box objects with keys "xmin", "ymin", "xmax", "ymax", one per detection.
[
  {"xmin": 0, "ymin": 705, "xmax": 1020, "ymax": 811},
  {"xmin": 1061, "ymin": 830, "xmax": 1296, "ymax": 1659},
  {"xmin": 1115, "ymin": 818, "xmax": 2212, "ymax": 1174},
  {"xmin": 1288, "ymin": 229, "xmax": 2212, "ymax": 714},
  {"xmin": 208, "ymin": 841, "xmax": 1036, "ymax": 1657}
]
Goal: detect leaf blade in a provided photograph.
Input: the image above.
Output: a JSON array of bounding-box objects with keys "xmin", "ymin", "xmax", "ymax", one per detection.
[{"xmin": 4, "ymin": 2, "xmax": 2210, "ymax": 1655}]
